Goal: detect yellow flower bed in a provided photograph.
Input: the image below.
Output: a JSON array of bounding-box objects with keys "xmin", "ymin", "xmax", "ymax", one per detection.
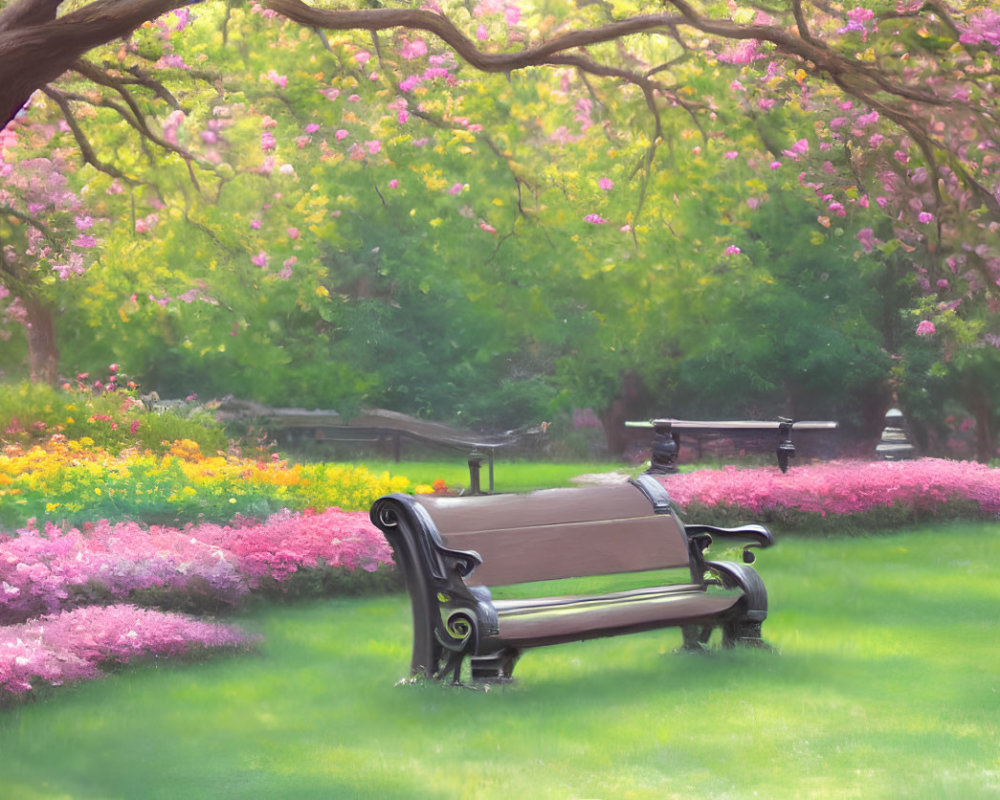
[{"xmin": 0, "ymin": 438, "xmax": 411, "ymax": 529}]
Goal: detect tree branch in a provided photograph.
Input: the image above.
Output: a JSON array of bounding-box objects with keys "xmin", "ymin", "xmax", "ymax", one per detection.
[{"xmin": 0, "ymin": 0, "xmax": 189, "ymax": 127}]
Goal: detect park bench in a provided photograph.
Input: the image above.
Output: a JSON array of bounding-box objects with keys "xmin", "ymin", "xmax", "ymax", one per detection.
[{"xmin": 370, "ymin": 474, "xmax": 773, "ymax": 683}]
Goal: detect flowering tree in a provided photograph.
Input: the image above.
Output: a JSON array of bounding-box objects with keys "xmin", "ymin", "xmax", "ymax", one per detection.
[
  {"xmin": 0, "ymin": 127, "xmax": 109, "ymax": 383},
  {"xmin": 1, "ymin": 0, "xmax": 998, "ymax": 453}
]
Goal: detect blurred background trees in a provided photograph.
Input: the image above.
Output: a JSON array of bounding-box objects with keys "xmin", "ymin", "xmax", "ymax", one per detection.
[{"xmin": 2, "ymin": 0, "xmax": 998, "ymax": 460}]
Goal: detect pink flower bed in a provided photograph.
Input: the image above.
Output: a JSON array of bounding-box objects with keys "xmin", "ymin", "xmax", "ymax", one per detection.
[
  {"xmin": 660, "ymin": 458, "xmax": 1000, "ymax": 519},
  {"xmin": 1, "ymin": 604, "xmax": 257, "ymax": 699},
  {"xmin": 1, "ymin": 508, "xmax": 394, "ymax": 624}
]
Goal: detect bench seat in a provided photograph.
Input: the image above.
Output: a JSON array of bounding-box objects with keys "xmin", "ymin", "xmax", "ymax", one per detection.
[
  {"xmin": 371, "ymin": 474, "xmax": 773, "ymax": 683},
  {"xmin": 489, "ymin": 584, "xmax": 744, "ymax": 647}
]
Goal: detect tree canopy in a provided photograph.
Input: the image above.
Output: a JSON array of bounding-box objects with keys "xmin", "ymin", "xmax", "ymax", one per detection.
[{"xmin": 1, "ymin": 0, "xmax": 999, "ymax": 457}]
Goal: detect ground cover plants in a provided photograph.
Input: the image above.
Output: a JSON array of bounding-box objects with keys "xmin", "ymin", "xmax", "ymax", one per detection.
[
  {"xmin": 1, "ymin": 523, "xmax": 997, "ymax": 798},
  {"xmin": 0, "ymin": 437, "xmax": 412, "ymax": 529},
  {"xmin": 661, "ymin": 458, "xmax": 1000, "ymax": 532}
]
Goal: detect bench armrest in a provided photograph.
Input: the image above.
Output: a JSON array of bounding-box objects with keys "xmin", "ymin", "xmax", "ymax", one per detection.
[{"xmin": 685, "ymin": 523, "xmax": 774, "ymax": 564}]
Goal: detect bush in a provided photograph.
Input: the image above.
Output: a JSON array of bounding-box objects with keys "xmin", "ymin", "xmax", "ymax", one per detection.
[
  {"xmin": 0, "ymin": 380, "xmax": 226, "ymax": 456},
  {"xmin": 0, "ymin": 509, "xmax": 395, "ymax": 624},
  {"xmin": 661, "ymin": 458, "xmax": 1000, "ymax": 533},
  {"xmin": 1, "ymin": 604, "xmax": 258, "ymax": 704}
]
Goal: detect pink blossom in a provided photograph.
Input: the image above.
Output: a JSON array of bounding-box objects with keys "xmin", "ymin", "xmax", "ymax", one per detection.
[
  {"xmin": 783, "ymin": 138, "xmax": 809, "ymax": 158},
  {"xmin": 398, "ymin": 110, "xmax": 410, "ymax": 124},
  {"xmin": 399, "ymin": 76, "xmax": 421, "ymax": 92},
  {"xmin": 918, "ymin": 211, "xmax": 934, "ymax": 223},
  {"xmin": 305, "ymin": 123, "xmax": 321, "ymax": 134},
  {"xmin": 479, "ymin": 220, "xmax": 498, "ymax": 234},
  {"xmin": 74, "ymin": 216, "xmax": 94, "ymax": 231},
  {"xmin": 355, "ymin": 51, "xmax": 372, "ymax": 65},
  {"xmin": 388, "ymin": 179, "xmax": 400, "ymax": 188},
  {"xmin": 335, "ymin": 129, "xmax": 349, "ymax": 141},
  {"xmin": 348, "ymin": 94, "xmax": 360, "ymax": 102},
  {"xmin": 936, "ymin": 279, "xmax": 950, "ymax": 290},
  {"xmin": 724, "ymin": 245, "xmax": 741, "ymax": 255},
  {"xmin": 261, "ymin": 132, "xmax": 276, "ymax": 152},
  {"xmin": 856, "ymin": 228, "xmax": 876, "ymax": 252},
  {"xmin": 449, "ymin": 183, "xmax": 464, "ymax": 195},
  {"xmin": 400, "ymin": 39, "xmax": 428, "ymax": 59},
  {"xmin": 476, "ymin": 23, "xmax": 489, "ymax": 40},
  {"xmin": 287, "ymin": 227, "xmax": 300, "ymax": 240},
  {"xmin": 365, "ymin": 140, "xmax": 382, "ymax": 155},
  {"xmin": 916, "ymin": 320, "xmax": 936, "ymax": 336},
  {"xmin": 252, "ymin": 251, "xmax": 269, "ymax": 269},
  {"xmin": 505, "ymin": 6, "xmax": 521, "ymax": 25},
  {"xmin": 261, "ymin": 115, "xmax": 278, "ymax": 129},
  {"xmin": 72, "ymin": 235, "xmax": 98, "ymax": 248},
  {"xmin": 0, "ymin": 605, "xmax": 257, "ymax": 697},
  {"xmin": 266, "ymin": 70, "xmax": 288, "ymax": 89},
  {"xmin": 583, "ymin": 214, "xmax": 608, "ymax": 225},
  {"xmin": 250, "ymin": 219, "xmax": 262, "ymax": 230},
  {"xmin": 660, "ymin": 458, "xmax": 1000, "ymax": 518},
  {"xmin": 156, "ymin": 54, "xmax": 189, "ymax": 70},
  {"xmin": 723, "ymin": 151, "xmax": 739, "ymax": 159},
  {"xmin": 598, "ymin": 177, "xmax": 614, "ymax": 190},
  {"xmin": 717, "ymin": 40, "xmax": 762, "ymax": 65}
]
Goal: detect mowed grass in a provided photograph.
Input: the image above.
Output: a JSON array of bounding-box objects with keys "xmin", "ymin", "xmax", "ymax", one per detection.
[
  {"xmin": 2, "ymin": 522, "xmax": 998, "ymax": 799},
  {"xmin": 355, "ymin": 459, "xmax": 634, "ymax": 494}
]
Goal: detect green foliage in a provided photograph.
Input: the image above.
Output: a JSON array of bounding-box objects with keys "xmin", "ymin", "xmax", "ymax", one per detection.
[
  {"xmin": 0, "ymin": 383, "xmax": 228, "ymax": 453},
  {"xmin": 7, "ymin": 0, "xmax": 996, "ymax": 457},
  {"xmin": 0, "ymin": 381, "xmax": 226, "ymax": 455},
  {"xmin": 670, "ymin": 192, "xmax": 894, "ymax": 430}
]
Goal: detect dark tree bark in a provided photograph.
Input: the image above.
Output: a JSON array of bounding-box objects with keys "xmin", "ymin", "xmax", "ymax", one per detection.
[
  {"xmin": 598, "ymin": 372, "xmax": 642, "ymax": 457},
  {"xmin": 21, "ymin": 293, "xmax": 60, "ymax": 384}
]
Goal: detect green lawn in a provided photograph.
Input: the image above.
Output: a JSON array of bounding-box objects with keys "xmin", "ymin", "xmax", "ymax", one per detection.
[
  {"xmin": 2, "ymin": 522, "xmax": 999, "ymax": 799},
  {"xmin": 360, "ymin": 456, "xmax": 632, "ymax": 492},
  {"xmin": 359, "ymin": 458, "xmax": 636, "ymax": 493}
]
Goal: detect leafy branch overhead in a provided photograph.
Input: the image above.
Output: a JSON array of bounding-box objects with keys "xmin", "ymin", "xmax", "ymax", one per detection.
[{"xmin": 1, "ymin": 0, "xmax": 998, "ymax": 457}]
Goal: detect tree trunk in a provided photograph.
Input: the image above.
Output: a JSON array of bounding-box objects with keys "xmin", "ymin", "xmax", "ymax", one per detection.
[
  {"xmin": 967, "ymin": 388, "xmax": 997, "ymax": 464},
  {"xmin": 598, "ymin": 371, "xmax": 642, "ymax": 457},
  {"xmin": 23, "ymin": 294, "xmax": 59, "ymax": 384}
]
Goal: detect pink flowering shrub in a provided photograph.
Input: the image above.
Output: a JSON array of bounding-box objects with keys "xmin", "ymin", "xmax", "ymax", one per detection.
[
  {"xmin": 0, "ymin": 604, "xmax": 257, "ymax": 703},
  {"xmin": 661, "ymin": 458, "xmax": 1000, "ymax": 531},
  {"xmin": 1, "ymin": 508, "xmax": 394, "ymax": 624}
]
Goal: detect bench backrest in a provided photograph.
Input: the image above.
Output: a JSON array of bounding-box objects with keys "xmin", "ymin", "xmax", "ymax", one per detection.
[{"xmin": 407, "ymin": 477, "xmax": 691, "ymax": 586}]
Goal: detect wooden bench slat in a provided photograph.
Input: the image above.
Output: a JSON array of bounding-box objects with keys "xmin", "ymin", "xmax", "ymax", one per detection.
[
  {"xmin": 413, "ymin": 483, "xmax": 654, "ymax": 533},
  {"xmin": 493, "ymin": 587, "xmax": 743, "ymax": 647},
  {"xmin": 440, "ymin": 515, "xmax": 691, "ymax": 586}
]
